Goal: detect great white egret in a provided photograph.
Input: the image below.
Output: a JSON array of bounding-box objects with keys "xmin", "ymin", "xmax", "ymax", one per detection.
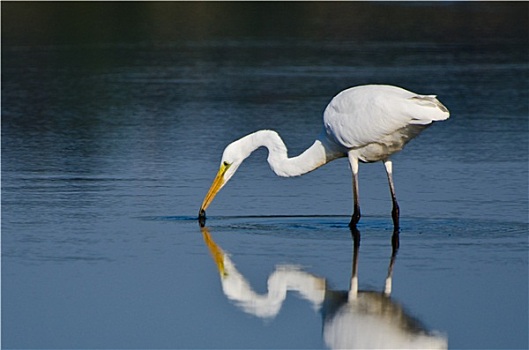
[
  {"xmin": 200, "ymin": 226, "xmax": 448, "ymax": 349},
  {"xmin": 199, "ymin": 84, "xmax": 449, "ymax": 229}
]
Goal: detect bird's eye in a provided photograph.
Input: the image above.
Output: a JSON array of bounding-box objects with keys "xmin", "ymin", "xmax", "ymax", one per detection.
[{"xmin": 223, "ymin": 161, "xmax": 230, "ymax": 167}]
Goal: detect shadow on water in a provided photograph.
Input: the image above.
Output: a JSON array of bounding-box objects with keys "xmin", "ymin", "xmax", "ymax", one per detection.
[{"xmin": 200, "ymin": 224, "xmax": 448, "ymax": 349}]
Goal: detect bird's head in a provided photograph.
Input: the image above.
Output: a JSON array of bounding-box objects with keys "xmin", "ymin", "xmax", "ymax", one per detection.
[{"xmin": 199, "ymin": 140, "xmax": 249, "ymax": 220}]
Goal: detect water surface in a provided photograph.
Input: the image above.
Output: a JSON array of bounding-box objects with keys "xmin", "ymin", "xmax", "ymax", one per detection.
[{"xmin": 2, "ymin": 2, "xmax": 528, "ymax": 349}]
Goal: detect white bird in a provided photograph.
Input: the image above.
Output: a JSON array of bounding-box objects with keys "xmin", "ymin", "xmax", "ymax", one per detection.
[
  {"xmin": 200, "ymin": 226, "xmax": 448, "ymax": 349},
  {"xmin": 199, "ymin": 84, "xmax": 449, "ymax": 229}
]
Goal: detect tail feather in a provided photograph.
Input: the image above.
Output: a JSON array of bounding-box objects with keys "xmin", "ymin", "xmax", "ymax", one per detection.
[{"xmin": 408, "ymin": 95, "xmax": 450, "ymax": 124}]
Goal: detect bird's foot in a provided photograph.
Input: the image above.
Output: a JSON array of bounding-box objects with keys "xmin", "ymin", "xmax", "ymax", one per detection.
[
  {"xmin": 349, "ymin": 209, "xmax": 361, "ymax": 229},
  {"xmin": 391, "ymin": 205, "xmax": 400, "ymax": 232}
]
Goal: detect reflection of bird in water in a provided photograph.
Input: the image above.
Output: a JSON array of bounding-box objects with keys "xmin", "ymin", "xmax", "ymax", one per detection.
[
  {"xmin": 199, "ymin": 84, "xmax": 449, "ymax": 230},
  {"xmin": 201, "ymin": 227, "xmax": 447, "ymax": 349}
]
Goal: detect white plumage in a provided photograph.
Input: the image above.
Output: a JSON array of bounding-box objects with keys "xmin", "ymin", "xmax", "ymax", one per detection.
[
  {"xmin": 201, "ymin": 227, "xmax": 448, "ymax": 349},
  {"xmin": 199, "ymin": 84, "xmax": 449, "ymax": 229},
  {"xmin": 324, "ymin": 85, "xmax": 448, "ymax": 152}
]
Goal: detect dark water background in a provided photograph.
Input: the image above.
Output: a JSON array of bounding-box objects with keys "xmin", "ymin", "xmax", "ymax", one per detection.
[{"xmin": 2, "ymin": 2, "xmax": 528, "ymax": 349}]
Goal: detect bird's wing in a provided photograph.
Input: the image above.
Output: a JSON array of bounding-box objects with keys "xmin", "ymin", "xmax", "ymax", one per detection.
[{"xmin": 323, "ymin": 85, "xmax": 449, "ymax": 149}]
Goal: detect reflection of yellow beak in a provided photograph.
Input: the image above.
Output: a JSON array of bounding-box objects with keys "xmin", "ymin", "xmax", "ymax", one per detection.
[
  {"xmin": 201, "ymin": 227, "xmax": 226, "ymax": 277},
  {"xmin": 200, "ymin": 163, "xmax": 230, "ymax": 214}
]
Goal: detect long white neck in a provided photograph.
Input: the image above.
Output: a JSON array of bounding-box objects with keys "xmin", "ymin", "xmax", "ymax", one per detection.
[{"xmin": 238, "ymin": 130, "xmax": 343, "ymax": 177}]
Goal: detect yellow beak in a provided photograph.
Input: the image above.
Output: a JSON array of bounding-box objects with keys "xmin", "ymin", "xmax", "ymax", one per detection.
[
  {"xmin": 201, "ymin": 226, "xmax": 226, "ymax": 277},
  {"xmin": 200, "ymin": 162, "xmax": 230, "ymax": 215}
]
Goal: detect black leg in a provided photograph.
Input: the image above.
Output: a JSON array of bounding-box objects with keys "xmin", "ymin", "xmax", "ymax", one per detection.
[
  {"xmin": 391, "ymin": 230, "xmax": 400, "ymax": 253},
  {"xmin": 350, "ymin": 203, "xmax": 361, "ymax": 229},
  {"xmin": 391, "ymin": 199, "xmax": 400, "ymax": 232},
  {"xmin": 350, "ymin": 225, "xmax": 361, "ymax": 245},
  {"xmin": 384, "ymin": 230, "xmax": 400, "ymax": 296},
  {"xmin": 350, "ymin": 226, "xmax": 360, "ymax": 298}
]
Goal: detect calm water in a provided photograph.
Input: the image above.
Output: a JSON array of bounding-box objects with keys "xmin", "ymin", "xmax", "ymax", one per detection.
[{"xmin": 2, "ymin": 3, "xmax": 528, "ymax": 349}]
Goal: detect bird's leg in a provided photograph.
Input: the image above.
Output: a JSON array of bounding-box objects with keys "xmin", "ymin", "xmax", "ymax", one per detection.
[
  {"xmin": 348, "ymin": 154, "xmax": 361, "ymax": 229},
  {"xmin": 384, "ymin": 231, "xmax": 400, "ymax": 296},
  {"xmin": 349, "ymin": 226, "xmax": 360, "ymax": 301},
  {"xmin": 383, "ymin": 159, "xmax": 400, "ymax": 233},
  {"xmin": 351, "ymin": 173, "xmax": 361, "ymax": 228}
]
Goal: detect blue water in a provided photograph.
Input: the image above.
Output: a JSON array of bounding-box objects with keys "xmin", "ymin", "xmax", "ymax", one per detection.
[{"xmin": 2, "ymin": 2, "xmax": 528, "ymax": 349}]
